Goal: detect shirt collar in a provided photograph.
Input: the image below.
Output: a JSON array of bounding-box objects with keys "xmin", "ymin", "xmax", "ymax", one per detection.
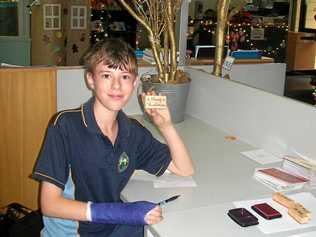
[{"xmin": 81, "ymin": 97, "xmax": 131, "ymax": 139}]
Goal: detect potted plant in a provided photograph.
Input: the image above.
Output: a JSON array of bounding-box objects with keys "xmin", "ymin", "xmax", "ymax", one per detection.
[{"xmin": 118, "ymin": 0, "xmax": 190, "ymax": 123}]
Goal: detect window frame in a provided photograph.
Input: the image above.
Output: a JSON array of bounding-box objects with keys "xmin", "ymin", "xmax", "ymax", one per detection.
[
  {"xmin": 43, "ymin": 3, "xmax": 61, "ymax": 30},
  {"xmin": 71, "ymin": 5, "xmax": 87, "ymax": 30}
]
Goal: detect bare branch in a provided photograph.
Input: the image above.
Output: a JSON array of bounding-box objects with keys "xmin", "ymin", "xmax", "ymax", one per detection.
[{"xmin": 119, "ymin": 0, "xmax": 183, "ymax": 82}]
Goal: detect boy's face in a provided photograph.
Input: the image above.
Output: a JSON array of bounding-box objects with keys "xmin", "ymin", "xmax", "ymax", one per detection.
[{"xmin": 86, "ymin": 62, "xmax": 138, "ymax": 112}]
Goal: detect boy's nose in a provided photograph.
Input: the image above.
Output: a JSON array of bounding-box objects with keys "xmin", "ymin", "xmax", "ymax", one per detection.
[{"xmin": 111, "ymin": 77, "xmax": 121, "ymax": 89}]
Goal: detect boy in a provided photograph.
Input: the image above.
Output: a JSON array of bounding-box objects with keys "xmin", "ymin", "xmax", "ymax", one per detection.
[{"xmin": 32, "ymin": 38, "xmax": 194, "ymax": 237}]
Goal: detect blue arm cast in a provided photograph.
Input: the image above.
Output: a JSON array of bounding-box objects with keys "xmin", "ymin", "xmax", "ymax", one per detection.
[{"xmin": 90, "ymin": 201, "xmax": 156, "ymax": 225}]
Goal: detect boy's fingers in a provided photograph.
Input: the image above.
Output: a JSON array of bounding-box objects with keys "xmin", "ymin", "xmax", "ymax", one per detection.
[
  {"xmin": 145, "ymin": 206, "xmax": 163, "ymax": 224},
  {"xmin": 145, "ymin": 215, "xmax": 163, "ymax": 225}
]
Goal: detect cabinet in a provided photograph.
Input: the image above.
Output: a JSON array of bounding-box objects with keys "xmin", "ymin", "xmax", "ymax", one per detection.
[
  {"xmin": 0, "ymin": 67, "xmax": 57, "ymax": 209},
  {"xmin": 286, "ymin": 31, "xmax": 316, "ymax": 70}
]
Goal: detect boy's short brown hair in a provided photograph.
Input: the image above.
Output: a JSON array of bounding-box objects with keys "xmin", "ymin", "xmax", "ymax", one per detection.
[{"xmin": 82, "ymin": 38, "xmax": 138, "ymax": 75}]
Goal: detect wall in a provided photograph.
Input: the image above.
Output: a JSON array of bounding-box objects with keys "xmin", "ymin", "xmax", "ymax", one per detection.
[
  {"xmin": 65, "ymin": 0, "xmax": 90, "ymax": 66},
  {"xmin": 185, "ymin": 68, "xmax": 316, "ymax": 161},
  {"xmin": 0, "ymin": 37, "xmax": 31, "ymax": 66},
  {"xmin": 31, "ymin": 0, "xmax": 90, "ymax": 66},
  {"xmin": 31, "ymin": 0, "xmax": 65, "ymax": 65},
  {"xmin": 191, "ymin": 63, "xmax": 286, "ymax": 96}
]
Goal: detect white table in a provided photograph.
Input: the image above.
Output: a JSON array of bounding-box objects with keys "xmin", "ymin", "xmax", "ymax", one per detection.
[{"xmin": 122, "ymin": 116, "xmax": 316, "ymax": 237}]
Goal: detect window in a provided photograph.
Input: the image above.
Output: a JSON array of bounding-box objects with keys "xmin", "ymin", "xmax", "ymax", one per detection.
[
  {"xmin": 0, "ymin": 1, "xmax": 18, "ymax": 36},
  {"xmin": 71, "ymin": 6, "xmax": 87, "ymax": 30},
  {"xmin": 43, "ymin": 4, "xmax": 61, "ymax": 30}
]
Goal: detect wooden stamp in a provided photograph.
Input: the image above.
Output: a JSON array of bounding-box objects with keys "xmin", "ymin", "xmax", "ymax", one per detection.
[
  {"xmin": 273, "ymin": 192, "xmax": 311, "ymax": 224},
  {"xmin": 144, "ymin": 95, "xmax": 167, "ymax": 109},
  {"xmin": 272, "ymin": 192, "xmax": 296, "ymax": 209},
  {"xmin": 293, "ymin": 203, "xmax": 311, "ymax": 219},
  {"xmin": 288, "ymin": 206, "xmax": 311, "ymax": 224}
]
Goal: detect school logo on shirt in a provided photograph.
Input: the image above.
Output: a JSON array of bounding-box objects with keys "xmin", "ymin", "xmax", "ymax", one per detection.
[{"xmin": 118, "ymin": 152, "xmax": 129, "ymax": 173}]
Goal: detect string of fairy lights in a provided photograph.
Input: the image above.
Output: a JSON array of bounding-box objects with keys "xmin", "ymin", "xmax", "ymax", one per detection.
[
  {"xmin": 189, "ymin": 19, "xmax": 288, "ymax": 57},
  {"xmin": 90, "ymin": 5, "xmax": 288, "ymax": 59},
  {"xmin": 90, "ymin": 7, "xmax": 110, "ymax": 44},
  {"xmin": 90, "ymin": 6, "xmax": 139, "ymax": 47}
]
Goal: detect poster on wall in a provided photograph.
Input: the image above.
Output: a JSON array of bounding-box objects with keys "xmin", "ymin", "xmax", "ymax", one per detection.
[
  {"xmin": 250, "ymin": 27, "xmax": 265, "ymax": 40},
  {"xmin": 305, "ymin": 0, "xmax": 316, "ymax": 30}
]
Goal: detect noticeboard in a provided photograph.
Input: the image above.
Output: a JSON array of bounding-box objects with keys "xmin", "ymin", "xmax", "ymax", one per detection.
[
  {"xmin": 300, "ymin": 0, "xmax": 316, "ymax": 32},
  {"xmin": 305, "ymin": 0, "xmax": 316, "ymax": 30}
]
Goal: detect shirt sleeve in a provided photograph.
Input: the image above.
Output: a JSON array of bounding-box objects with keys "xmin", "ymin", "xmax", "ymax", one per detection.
[
  {"xmin": 134, "ymin": 123, "xmax": 171, "ymax": 177},
  {"xmin": 32, "ymin": 125, "xmax": 69, "ymax": 189}
]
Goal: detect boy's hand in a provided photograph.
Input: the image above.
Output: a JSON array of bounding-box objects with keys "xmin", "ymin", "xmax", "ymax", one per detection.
[
  {"xmin": 142, "ymin": 91, "xmax": 172, "ymax": 130},
  {"xmin": 144, "ymin": 205, "xmax": 163, "ymax": 225}
]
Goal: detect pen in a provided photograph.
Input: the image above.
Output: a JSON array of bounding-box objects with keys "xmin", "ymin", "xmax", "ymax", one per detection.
[{"xmin": 158, "ymin": 195, "xmax": 180, "ymax": 206}]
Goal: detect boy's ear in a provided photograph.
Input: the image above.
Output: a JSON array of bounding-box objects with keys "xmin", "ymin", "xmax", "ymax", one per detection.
[
  {"xmin": 133, "ymin": 76, "xmax": 139, "ymax": 87},
  {"xmin": 86, "ymin": 72, "xmax": 95, "ymax": 90}
]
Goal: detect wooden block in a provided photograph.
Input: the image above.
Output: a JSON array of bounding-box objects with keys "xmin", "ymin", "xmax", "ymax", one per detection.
[
  {"xmin": 272, "ymin": 192, "xmax": 296, "ymax": 209},
  {"xmin": 288, "ymin": 207, "xmax": 311, "ymax": 224},
  {"xmin": 144, "ymin": 95, "xmax": 167, "ymax": 109},
  {"xmin": 293, "ymin": 203, "xmax": 311, "ymax": 219}
]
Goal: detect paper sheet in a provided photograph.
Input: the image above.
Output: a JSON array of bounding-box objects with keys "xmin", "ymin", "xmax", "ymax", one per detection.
[
  {"xmin": 241, "ymin": 149, "xmax": 282, "ymax": 164},
  {"xmin": 288, "ymin": 231, "xmax": 316, "ymax": 237},
  {"xmin": 130, "ymin": 170, "xmax": 157, "ymax": 182},
  {"xmin": 233, "ymin": 192, "xmax": 316, "ymax": 234},
  {"xmin": 153, "ymin": 173, "xmax": 197, "ymax": 188},
  {"xmin": 131, "ymin": 170, "xmax": 197, "ymax": 188}
]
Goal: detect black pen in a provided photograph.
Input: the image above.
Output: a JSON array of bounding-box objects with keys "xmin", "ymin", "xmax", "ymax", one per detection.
[{"xmin": 158, "ymin": 195, "xmax": 180, "ymax": 206}]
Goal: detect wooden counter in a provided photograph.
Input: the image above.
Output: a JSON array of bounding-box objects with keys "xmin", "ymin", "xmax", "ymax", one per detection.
[{"xmin": 0, "ymin": 67, "xmax": 57, "ymax": 209}]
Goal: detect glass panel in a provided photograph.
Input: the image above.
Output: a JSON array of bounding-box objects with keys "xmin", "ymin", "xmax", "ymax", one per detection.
[
  {"xmin": 53, "ymin": 5, "xmax": 59, "ymax": 17},
  {"xmin": 73, "ymin": 18, "xmax": 78, "ymax": 27},
  {"xmin": 53, "ymin": 17, "xmax": 59, "ymax": 28},
  {"xmin": 45, "ymin": 18, "xmax": 52, "ymax": 29},
  {"xmin": 79, "ymin": 8, "xmax": 85, "ymax": 17},
  {"xmin": 0, "ymin": 2, "xmax": 18, "ymax": 36},
  {"xmin": 73, "ymin": 7, "xmax": 78, "ymax": 17},
  {"xmin": 79, "ymin": 18, "xmax": 85, "ymax": 28},
  {"xmin": 45, "ymin": 5, "xmax": 52, "ymax": 16}
]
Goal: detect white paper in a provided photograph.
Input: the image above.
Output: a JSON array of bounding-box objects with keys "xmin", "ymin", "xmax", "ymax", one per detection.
[
  {"xmin": 289, "ymin": 231, "xmax": 316, "ymax": 237},
  {"xmin": 154, "ymin": 173, "xmax": 197, "ymax": 188},
  {"xmin": 130, "ymin": 170, "xmax": 197, "ymax": 188},
  {"xmin": 130, "ymin": 170, "xmax": 157, "ymax": 182},
  {"xmin": 233, "ymin": 192, "xmax": 316, "ymax": 234},
  {"xmin": 241, "ymin": 149, "xmax": 282, "ymax": 164},
  {"xmin": 288, "ymin": 231, "xmax": 316, "ymax": 237}
]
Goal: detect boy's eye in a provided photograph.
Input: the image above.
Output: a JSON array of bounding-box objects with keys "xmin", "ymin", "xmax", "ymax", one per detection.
[
  {"xmin": 101, "ymin": 74, "xmax": 110, "ymax": 79},
  {"xmin": 122, "ymin": 75, "xmax": 131, "ymax": 80}
]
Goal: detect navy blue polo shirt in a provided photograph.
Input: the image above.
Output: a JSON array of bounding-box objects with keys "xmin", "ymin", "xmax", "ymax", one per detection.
[{"xmin": 32, "ymin": 97, "xmax": 171, "ymax": 236}]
